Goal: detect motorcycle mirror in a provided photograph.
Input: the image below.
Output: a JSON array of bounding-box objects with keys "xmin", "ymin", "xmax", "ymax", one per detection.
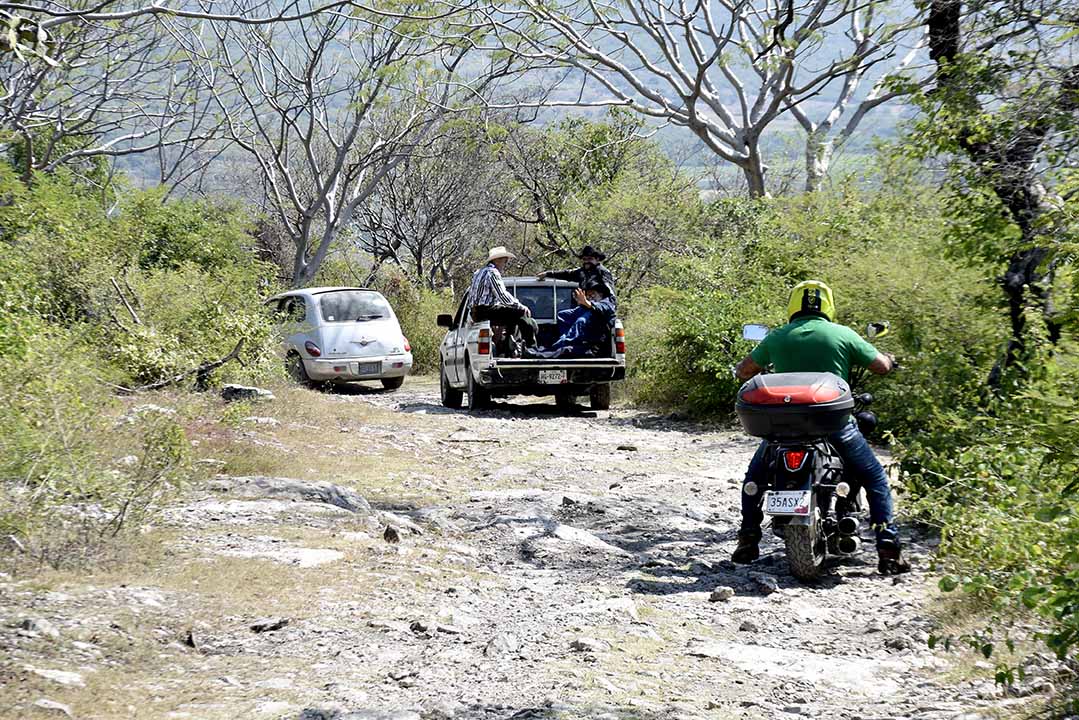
[
  {"xmin": 866, "ymin": 321, "xmax": 890, "ymax": 339},
  {"xmin": 742, "ymin": 323, "xmax": 769, "ymax": 342}
]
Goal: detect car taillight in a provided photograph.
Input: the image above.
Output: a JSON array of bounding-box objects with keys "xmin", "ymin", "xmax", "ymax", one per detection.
[
  {"xmin": 403, "ymin": 336, "xmax": 411, "ymax": 352},
  {"xmin": 304, "ymin": 340, "xmax": 321, "ymax": 357},
  {"xmin": 478, "ymin": 328, "xmax": 490, "ymax": 355},
  {"xmin": 615, "ymin": 326, "xmax": 626, "ymax": 354},
  {"xmin": 783, "ymin": 450, "xmax": 807, "ymax": 471}
]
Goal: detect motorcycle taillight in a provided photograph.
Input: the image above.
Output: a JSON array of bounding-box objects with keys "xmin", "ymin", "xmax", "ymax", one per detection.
[{"xmin": 783, "ymin": 450, "xmax": 808, "ymax": 471}]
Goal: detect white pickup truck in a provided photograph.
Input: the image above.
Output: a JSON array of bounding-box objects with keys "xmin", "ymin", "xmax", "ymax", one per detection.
[{"xmin": 436, "ymin": 277, "xmax": 626, "ymax": 412}]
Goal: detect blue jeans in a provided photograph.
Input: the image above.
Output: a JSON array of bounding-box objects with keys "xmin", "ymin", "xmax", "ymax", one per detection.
[
  {"xmin": 550, "ymin": 306, "xmax": 599, "ymax": 351},
  {"xmin": 740, "ymin": 419, "xmax": 898, "ymax": 547}
]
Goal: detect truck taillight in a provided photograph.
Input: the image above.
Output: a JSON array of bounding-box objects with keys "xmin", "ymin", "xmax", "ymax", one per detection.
[
  {"xmin": 304, "ymin": 340, "xmax": 321, "ymax": 357},
  {"xmin": 614, "ymin": 326, "xmax": 626, "ymax": 355},
  {"xmin": 478, "ymin": 328, "xmax": 490, "ymax": 355},
  {"xmin": 403, "ymin": 336, "xmax": 411, "ymax": 352}
]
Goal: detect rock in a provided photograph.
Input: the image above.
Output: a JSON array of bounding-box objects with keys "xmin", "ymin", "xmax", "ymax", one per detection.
[
  {"xmin": 570, "ymin": 637, "xmax": 610, "ymax": 653},
  {"xmin": 484, "ymin": 633, "xmax": 521, "ymax": 657},
  {"xmin": 709, "ymin": 586, "xmax": 736, "ymax": 602},
  {"xmin": 748, "ymin": 572, "xmax": 779, "ymax": 594},
  {"xmin": 378, "ymin": 511, "xmax": 424, "ymax": 536},
  {"xmin": 738, "ymin": 620, "xmax": 759, "ymax": 633},
  {"xmin": 120, "ymin": 404, "xmax": 177, "ymax": 424},
  {"xmin": 207, "ymin": 475, "xmax": 371, "ymax": 514},
  {"xmin": 221, "ymin": 384, "xmax": 275, "ymax": 403},
  {"xmin": 435, "ymin": 624, "xmax": 463, "ymax": 635},
  {"xmin": 33, "ymin": 699, "xmax": 72, "ymax": 717},
  {"xmin": 26, "ymin": 666, "xmax": 84, "ymax": 687},
  {"xmin": 243, "ymin": 416, "xmax": 280, "ymax": 427},
  {"xmin": 20, "ymin": 618, "xmax": 59, "ymax": 639},
  {"xmin": 409, "ymin": 620, "xmax": 430, "ymax": 635},
  {"xmin": 865, "ymin": 619, "xmax": 886, "ymax": 633},
  {"xmin": 301, "ymin": 711, "xmax": 421, "ymax": 720},
  {"xmin": 617, "ymin": 445, "xmax": 638, "ymax": 451},
  {"xmin": 383, "ymin": 526, "xmax": 401, "ymax": 544},
  {"xmin": 250, "ymin": 617, "xmax": 289, "ymax": 633},
  {"xmin": 885, "ymin": 635, "xmax": 914, "ymax": 651}
]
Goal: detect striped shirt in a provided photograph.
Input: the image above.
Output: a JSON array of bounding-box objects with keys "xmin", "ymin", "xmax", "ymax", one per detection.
[{"xmin": 468, "ymin": 263, "xmax": 523, "ymax": 309}]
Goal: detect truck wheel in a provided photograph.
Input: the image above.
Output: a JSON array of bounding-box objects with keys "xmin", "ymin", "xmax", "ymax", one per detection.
[
  {"xmin": 466, "ymin": 358, "xmax": 490, "ymax": 411},
  {"xmin": 381, "ymin": 376, "xmax": 405, "ymax": 390},
  {"xmin": 589, "ymin": 384, "xmax": 611, "ymax": 410},
  {"xmin": 440, "ymin": 359, "xmax": 463, "ymax": 409},
  {"xmin": 785, "ymin": 508, "xmax": 826, "ymax": 581}
]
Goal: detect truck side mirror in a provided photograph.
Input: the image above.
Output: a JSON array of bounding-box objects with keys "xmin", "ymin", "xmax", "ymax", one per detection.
[
  {"xmin": 742, "ymin": 324, "xmax": 769, "ymax": 342},
  {"xmin": 436, "ymin": 314, "xmax": 453, "ymax": 328}
]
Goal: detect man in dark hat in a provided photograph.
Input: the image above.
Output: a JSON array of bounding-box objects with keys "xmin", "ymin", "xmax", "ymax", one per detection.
[
  {"xmin": 537, "ymin": 245, "xmax": 617, "ymax": 309},
  {"xmin": 533, "ymin": 278, "xmax": 616, "ymax": 358}
]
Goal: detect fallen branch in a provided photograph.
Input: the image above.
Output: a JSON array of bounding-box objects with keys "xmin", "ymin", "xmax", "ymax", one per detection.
[
  {"xmin": 439, "ymin": 437, "xmax": 502, "ymax": 444},
  {"xmin": 110, "ymin": 277, "xmax": 141, "ymax": 325},
  {"xmin": 116, "ymin": 339, "xmax": 245, "ymax": 394}
]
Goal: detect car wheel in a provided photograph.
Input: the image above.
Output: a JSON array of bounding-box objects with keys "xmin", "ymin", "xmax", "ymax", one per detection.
[
  {"xmin": 286, "ymin": 352, "xmax": 315, "ymax": 388},
  {"xmin": 466, "ymin": 358, "xmax": 490, "ymax": 412},
  {"xmin": 440, "ymin": 359, "xmax": 463, "ymax": 409},
  {"xmin": 381, "ymin": 376, "xmax": 405, "ymax": 390},
  {"xmin": 589, "ymin": 384, "xmax": 611, "ymax": 411}
]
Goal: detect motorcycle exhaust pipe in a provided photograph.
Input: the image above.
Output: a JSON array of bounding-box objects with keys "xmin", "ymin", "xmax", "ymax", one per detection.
[
  {"xmin": 836, "ymin": 534, "xmax": 861, "ymax": 555},
  {"xmin": 837, "ymin": 516, "xmax": 859, "ymax": 536}
]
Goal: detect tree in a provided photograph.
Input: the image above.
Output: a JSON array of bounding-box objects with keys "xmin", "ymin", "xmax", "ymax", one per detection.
[
  {"xmin": 0, "ymin": 9, "xmax": 218, "ymax": 184},
  {"xmin": 178, "ymin": 2, "xmax": 490, "ymax": 287},
  {"xmin": 919, "ymin": 0, "xmax": 1078, "ymax": 383},
  {"xmin": 462, "ymin": 0, "xmax": 924, "ymax": 196},
  {"xmin": 353, "ymin": 119, "xmax": 505, "ymax": 289}
]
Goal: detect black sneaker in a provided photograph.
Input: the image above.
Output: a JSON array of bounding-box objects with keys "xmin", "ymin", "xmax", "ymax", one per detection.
[
  {"xmin": 876, "ymin": 540, "xmax": 911, "ymax": 575},
  {"xmin": 732, "ymin": 532, "xmax": 761, "ymax": 564}
]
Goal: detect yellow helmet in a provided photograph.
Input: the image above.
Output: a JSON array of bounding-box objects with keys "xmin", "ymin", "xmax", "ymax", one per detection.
[{"xmin": 788, "ymin": 280, "xmax": 835, "ymax": 322}]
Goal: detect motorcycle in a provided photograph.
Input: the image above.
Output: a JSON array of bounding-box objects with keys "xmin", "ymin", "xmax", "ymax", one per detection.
[{"xmin": 734, "ymin": 321, "xmax": 889, "ymax": 580}]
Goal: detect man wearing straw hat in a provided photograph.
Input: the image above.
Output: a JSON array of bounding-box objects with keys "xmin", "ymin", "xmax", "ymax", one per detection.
[{"xmin": 467, "ymin": 246, "xmax": 539, "ymax": 353}]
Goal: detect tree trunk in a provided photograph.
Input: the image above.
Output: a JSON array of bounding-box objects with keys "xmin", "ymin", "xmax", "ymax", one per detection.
[
  {"xmin": 742, "ymin": 147, "xmax": 768, "ymax": 198},
  {"xmin": 804, "ymin": 130, "xmax": 833, "ymax": 193}
]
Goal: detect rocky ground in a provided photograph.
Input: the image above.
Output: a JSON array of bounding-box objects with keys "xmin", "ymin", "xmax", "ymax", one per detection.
[{"xmin": 1, "ymin": 377, "xmax": 1068, "ymax": 719}]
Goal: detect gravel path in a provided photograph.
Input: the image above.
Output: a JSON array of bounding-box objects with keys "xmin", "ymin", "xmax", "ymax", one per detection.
[{"xmin": 2, "ymin": 378, "xmax": 1019, "ymax": 720}]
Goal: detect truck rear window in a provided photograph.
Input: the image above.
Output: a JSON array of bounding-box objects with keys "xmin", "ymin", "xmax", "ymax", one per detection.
[{"xmin": 514, "ymin": 286, "xmax": 556, "ymax": 320}]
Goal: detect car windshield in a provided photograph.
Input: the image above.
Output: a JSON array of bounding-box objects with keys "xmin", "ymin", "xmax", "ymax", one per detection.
[
  {"xmin": 514, "ymin": 285, "xmax": 556, "ymax": 321},
  {"xmin": 318, "ymin": 291, "xmax": 392, "ymax": 323}
]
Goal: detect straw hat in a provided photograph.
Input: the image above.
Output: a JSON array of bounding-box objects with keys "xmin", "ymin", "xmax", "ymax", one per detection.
[{"xmin": 487, "ymin": 246, "xmax": 516, "ymax": 262}]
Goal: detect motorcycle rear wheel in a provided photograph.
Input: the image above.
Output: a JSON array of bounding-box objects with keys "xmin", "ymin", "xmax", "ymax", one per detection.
[{"xmin": 785, "ymin": 508, "xmax": 826, "ymax": 580}]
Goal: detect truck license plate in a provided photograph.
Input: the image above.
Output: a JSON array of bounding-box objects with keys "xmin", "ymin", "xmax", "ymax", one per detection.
[
  {"xmin": 765, "ymin": 490, "xmax": 811, "ymax": 516},
  {"xmin": 538, "ymin": 370, "xmax": 567, "ymax": 384}
]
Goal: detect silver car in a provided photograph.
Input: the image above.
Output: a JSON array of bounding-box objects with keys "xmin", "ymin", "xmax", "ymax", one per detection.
[{"xmin": 266, "ymin": 287, "xmax": 413, "ymax": 389}]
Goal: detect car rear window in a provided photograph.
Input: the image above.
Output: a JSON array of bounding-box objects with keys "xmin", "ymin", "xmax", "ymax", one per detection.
[
  {"xmin": 318, "ymin": 291, "xmax": 392, "ymax": 323},
  {"xmin": 514, "ymin": 286, "xmax": 556, "ymax": 321}
]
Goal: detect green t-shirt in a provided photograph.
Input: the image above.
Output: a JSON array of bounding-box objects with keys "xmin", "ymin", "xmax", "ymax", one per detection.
[{"xmin": 750, "ymin": 316, "xmax": 879, "ymax": 382}]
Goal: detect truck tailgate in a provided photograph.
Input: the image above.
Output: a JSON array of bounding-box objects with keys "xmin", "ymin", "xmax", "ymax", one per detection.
[{"xmin": 491, "ymin": 358, "xmax": 621, "ymax": 370}]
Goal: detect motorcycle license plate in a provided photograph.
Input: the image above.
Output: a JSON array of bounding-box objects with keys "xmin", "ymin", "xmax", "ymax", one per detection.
[
  {"xmin": 538, "ymin": 370, "xmax": 567, "ymax": 384},
  {"xmin": 765, "ymin": 490, "xmax": 812, "ymax": 516}
]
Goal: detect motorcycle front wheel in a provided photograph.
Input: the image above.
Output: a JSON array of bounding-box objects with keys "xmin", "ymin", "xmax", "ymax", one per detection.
[{"xmin": 785, "ymin": 507, "xmax": 826, "ymax": 580}]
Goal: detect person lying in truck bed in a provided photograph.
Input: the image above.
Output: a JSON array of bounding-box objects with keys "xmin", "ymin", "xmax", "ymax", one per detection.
[{"xmin": 529, "ymin": 279, "xmax": 616, "ymax": 359}]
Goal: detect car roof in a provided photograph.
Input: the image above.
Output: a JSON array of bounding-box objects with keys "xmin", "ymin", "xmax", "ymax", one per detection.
[{"xmin": 265, "ymin": 286, "xmax": 377, "ymax": 302}]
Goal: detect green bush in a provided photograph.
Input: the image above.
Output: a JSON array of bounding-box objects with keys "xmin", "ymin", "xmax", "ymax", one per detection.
[
  {"xmin": 371, "ymin": 269, "xmax": 455, "ymax": 375},
  {"xmin": 0, "ymin": 322, "xmax": 191, "ymax": 569}
]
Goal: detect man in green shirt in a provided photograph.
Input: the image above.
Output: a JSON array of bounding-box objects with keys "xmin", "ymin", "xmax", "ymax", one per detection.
[{"xmin": 732, "ymin": 280, "xmax": 910, "ymax": 575}]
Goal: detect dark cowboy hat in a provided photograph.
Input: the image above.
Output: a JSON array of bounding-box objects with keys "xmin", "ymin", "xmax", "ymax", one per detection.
[
  {"xmin": 582, "ymin": 277, "xmax": 612, "ymax": 297},
  {"xmin": 577, "ymin": 245, "xmax": 606, "ymax": 261}
]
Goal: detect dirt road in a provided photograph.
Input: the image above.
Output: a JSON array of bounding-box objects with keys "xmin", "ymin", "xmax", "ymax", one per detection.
[{"xmin": 2, "ymin": 378, "xmax": 1011, "ymax": 719}]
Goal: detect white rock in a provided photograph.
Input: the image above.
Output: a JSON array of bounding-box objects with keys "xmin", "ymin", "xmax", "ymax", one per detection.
[
  {"xmin": 709, "ymin": 586, "xmax": 736, "ymax": 602},
  {"xmin": 26, "ymin": 666, "xmax": 85, "ymax": 687},
  {"xmin": 570, "ymin": 637, "xmax": 610, "ymax": 653},
  {"xmin": 33, "ymin": 699, "xmax": 72, "ymax": 717}
]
